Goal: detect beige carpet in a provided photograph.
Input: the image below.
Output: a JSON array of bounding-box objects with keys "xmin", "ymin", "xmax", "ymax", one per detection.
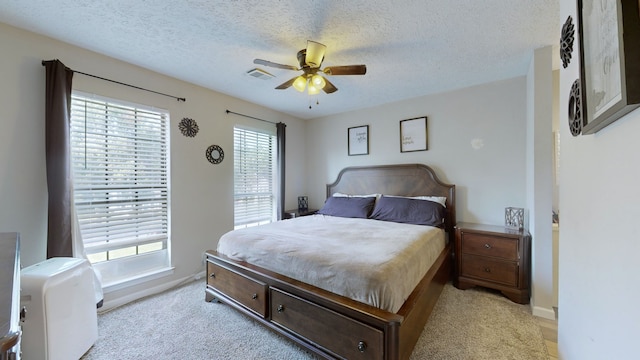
[
  {"xmin": 411, "ymin": 284, "xmax": 549, "ymax": 359},
  {"xmin": 81, "ymin": 280, "xmax": 548, "ymax": 360}
]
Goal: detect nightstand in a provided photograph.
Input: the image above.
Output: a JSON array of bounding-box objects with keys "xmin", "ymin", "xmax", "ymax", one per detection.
[
  {"xmin": 283, "ymin": 208, "xmax": 318, "ymax": 219},
  {"xmin": 454, "ymin": 222, "xmax": 531, "ymax": 304}
]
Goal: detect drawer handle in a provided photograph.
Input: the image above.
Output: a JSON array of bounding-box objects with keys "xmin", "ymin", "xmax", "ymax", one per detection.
[
  {"xmin": 484, "ymin": 267, "xmax": 491, "ymax": 273},
  {"xmin": 277, "ymin": 304, "xmax": 285, "ymax": 313},
  {"xmin": 358, "ymin": 341, "xmax": 367, "ymax": 353},
  {"xmin": 209, "ymin": 273, "xmax": 215, "ymax": 278},
  {"xmin": 252, "ymin": 293, "xmax": 258, "ymax": 300},
  {"xmin": 484, "ymin": 243, "xmax": 492, "ymax": 249}
]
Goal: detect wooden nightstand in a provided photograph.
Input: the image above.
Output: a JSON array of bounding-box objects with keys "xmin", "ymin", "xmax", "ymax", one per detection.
[
  {"xmin": 283, "ymin": 208, "xmax": 318, "ymax": 219},
  {"xmin": 454, "ymin": 222, "xmax": 531, "ymax": 304}
]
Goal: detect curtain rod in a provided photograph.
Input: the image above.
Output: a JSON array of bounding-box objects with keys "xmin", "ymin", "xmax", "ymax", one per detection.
[
  {"xmin": 226, "ymin": 109, "xmax": 277, "ymax": 124},
  {"xmin": 41, "ymin": 60, "xmax": 186, "ymax": 102}
]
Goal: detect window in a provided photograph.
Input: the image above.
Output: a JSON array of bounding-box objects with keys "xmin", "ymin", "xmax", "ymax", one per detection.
[
  {"xmin": 234, "ymin": 127, "xmax": 276, "ymax": 229},
  {"xmin": 70, "ymin": 92, "xmax": 170, "ymax": 284}
]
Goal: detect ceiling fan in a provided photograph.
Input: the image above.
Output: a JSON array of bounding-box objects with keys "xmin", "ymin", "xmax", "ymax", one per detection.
[{"xmin": 254, "ymin": 40, "xmax": 367, "ymax": 95}]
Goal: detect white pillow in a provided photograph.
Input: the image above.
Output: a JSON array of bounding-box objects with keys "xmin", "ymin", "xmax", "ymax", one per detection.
[
  {"xmin": 383, "ymin": 195, "xmax": 447, "ymax": 207},
  {"xmin": 333, "ymin": 192, "xmax": 380, "ymax": 199}
]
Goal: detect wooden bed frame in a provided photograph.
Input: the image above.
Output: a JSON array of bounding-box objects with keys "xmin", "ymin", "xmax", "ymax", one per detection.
[{"xmin": 205, "ymin": 164, "xmax": 456, "ymax": 360}]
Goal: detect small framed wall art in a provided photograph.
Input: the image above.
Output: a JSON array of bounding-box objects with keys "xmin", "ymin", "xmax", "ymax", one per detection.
[
  {"xmin": 577, "ymin": 0, "xmax": 640, "ymax": 134},
  {"xmin": 400, "ymin": 116, "xmax": 428, "ymax": 152},
  {"xmin": 348, "ymin": 125, "xmax": 369, "ymax": 156}
]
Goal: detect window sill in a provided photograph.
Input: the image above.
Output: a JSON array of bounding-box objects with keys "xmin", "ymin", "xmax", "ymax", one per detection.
[{"xmin": 102, "ymin": 267, "xmax": 175, "ymax": 295}]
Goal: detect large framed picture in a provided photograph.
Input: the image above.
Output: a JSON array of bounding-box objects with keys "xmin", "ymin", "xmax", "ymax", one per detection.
[
  {"xmin": 577, "ymin": 0, "xmax": 640, "ymax": 134},
  {"xmin": 400, "ymin": 116, "xmax": 428, "ymax": 152},
  {"xmin": 348, "ymin": 125, "xmax": 369, "ymax": 156}
]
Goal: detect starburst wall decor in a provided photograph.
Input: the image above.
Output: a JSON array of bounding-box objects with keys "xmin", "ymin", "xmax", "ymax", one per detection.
[
  {"xmin": 178, "ymin": 117, "xmax": 199, "ymax": 137},
  {"xmin": 560, "ymin": 16, "xmax": 575, "ymax": 69}
]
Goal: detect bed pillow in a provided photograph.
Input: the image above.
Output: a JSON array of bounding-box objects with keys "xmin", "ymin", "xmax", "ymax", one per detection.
[
  {"xmin": 331, "ymin": 193, "xmax": 380, "ymax": 198},
  {"xmin": 383, "ymin": 194, "xmax": 447, "ymax": 207},
  {"xmin": 370, "ymin": 195, "xmax": 446, "ymax": 227},
  {"xmin": 333, "ymin": 192, "xmax": 381, "ymax": 200},
  {"xmin": 317, "ymin": 196, "xmax": 377, "ymax": 218}
]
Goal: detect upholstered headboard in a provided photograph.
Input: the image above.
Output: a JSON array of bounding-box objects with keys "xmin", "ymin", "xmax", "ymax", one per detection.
[{"xmin": 326, "ymin": 163, "xmax": 456, "ymax": 238}]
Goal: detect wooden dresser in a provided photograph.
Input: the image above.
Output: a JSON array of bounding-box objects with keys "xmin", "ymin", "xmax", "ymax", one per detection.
[
  {"xmin": 454, "ymin": 222, "xmax": 531, "ymax": 304},
  {"xmin": 0, "ymin": 233, "xmax": 21, "ymax": 360}
]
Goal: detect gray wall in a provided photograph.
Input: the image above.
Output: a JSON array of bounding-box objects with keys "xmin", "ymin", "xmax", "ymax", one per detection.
[
  {"xmin": 306, "ymin": 77, "xmax": 528, "ymax": 226},
  {"xmin": 558, "ymin": 1, "xmax": 640, "ymax": 358},
  {"xmin": 0, "ymin": 22, "xmax": 308, "ymax": 308}
]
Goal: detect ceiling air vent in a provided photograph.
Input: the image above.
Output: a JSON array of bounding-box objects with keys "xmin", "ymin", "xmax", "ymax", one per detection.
[{"xmin": 246, "ymin": 68, "xmax": 275, "ymax": 80}]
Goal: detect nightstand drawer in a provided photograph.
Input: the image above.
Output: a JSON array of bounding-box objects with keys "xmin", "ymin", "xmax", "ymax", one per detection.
[
  {"xmin": 460, "ymin": 254, "xmax": 518, "ymax": 287},
  {"xmin": 461, "ymin": 233, "xmax": 518, "ymax": 260}
]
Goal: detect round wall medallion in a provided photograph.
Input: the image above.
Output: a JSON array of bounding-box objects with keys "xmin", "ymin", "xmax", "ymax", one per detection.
[
  {"xmin": 568, "ymin": 78, "xmax": 582, "ymax": 136},
  {"xmin": 179, "ymin": 117, "xmax": 199, "ymax": 137},
  {"xmin": 206, "ymin": 144, "xmax": 224, "ymax": 164},
  {"xmin": 560, "ymin": 16, "xmax": 575, "ymax": 69}
]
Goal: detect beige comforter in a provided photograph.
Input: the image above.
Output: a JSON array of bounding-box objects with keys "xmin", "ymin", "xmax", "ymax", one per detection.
[{"xmin": 216, "ymin": 215, "xmax": 445, "ymax": 313}]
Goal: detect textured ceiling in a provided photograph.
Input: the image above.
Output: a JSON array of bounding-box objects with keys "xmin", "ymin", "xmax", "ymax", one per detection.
[{"xmin": 0, "ymin": 1, "xmax": 559, "ymax": 120}]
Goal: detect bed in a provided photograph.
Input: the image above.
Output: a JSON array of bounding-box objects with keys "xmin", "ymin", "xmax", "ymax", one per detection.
[{"xmin": 205, "ymin": 163, "xmax": 456, "ymax": 360}]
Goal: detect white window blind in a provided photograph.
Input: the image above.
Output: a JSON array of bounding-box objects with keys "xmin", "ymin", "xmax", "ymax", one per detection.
[
  {"xmin": 70, "ymin": 93, "xmax": 169, "ymax": 261},
  {"xmin": 234, "ymin": 127, "xmax": 276, "ymax": 229}
]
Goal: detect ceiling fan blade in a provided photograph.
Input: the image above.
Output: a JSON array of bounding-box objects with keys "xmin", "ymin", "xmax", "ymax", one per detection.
[
  {"xmin": 305, "ymin": 40, "xmax": 326, "ymax": 68},
  {"xmin": 322, "ymin": 77, "xmax": 338, "ymax": 94},
  {"xmin": 254, "ymin": 59, "xmax": 298, "ymax": 71},
  {"xmin": 323, "ymin": 65, "xmax": 367, "ymax": 75},
  {"xmin": 275, "ymin": 76, "xmax": 298, "ymax": 90}
]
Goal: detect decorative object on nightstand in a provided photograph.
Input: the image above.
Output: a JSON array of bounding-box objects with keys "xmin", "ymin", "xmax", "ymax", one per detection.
[
  {"xmin": 504, "ymin": 207, "xmax": 524, "ymax": 230},
  {"xmin": 283, "ymin": 208, "xmax": 318, "ymax": 219},
  {"xmin": 297, "ymin": 196, "xmax": 308, "ymax": 211},
  {"xmin": 454, "ymin": 222, "xmax": 531, "ymax": 304}
]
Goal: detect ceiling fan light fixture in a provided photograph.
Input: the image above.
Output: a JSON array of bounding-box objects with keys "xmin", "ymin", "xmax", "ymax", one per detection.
[
  {"xmin": 311, "ymin": 74, "xmax": 326, "ymax": 89},
  {"xmin": 307, "ymin": 83, "xmax": 321, "ymax": 95},
  {"xmin": 306, "ymin": 40, "xmax": 326, "ymax": 68},
  {"xmin": 292, "ymin": 76, "xmax": 307, "ymax": 92}
]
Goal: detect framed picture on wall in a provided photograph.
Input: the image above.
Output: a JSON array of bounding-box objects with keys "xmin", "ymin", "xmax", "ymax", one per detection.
[
  {"xmin": 348, "ymin": 125, "xmax": 369, "ymax": 156},
  {"xmin": 400, "ymin": 116, "xmax": 428, "ymax": 152},
  {"xmin": 577, "ymin": 0, "xmax": 640, "ymax": 134}
]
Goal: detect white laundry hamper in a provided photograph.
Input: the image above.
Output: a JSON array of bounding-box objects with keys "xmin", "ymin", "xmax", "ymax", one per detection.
[{"xmin": 20, "ymin": 257, "xmax": 98, "ymax": 360}]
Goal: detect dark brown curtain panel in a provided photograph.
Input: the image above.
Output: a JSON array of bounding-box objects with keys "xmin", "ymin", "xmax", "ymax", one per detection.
[
  {"xmin": 276, "ymin": 122, "xmax": 286, "ymax": 220},
  {"xmin": 43, "ymin": 59, "xmax": 74, "ymax": 258}
]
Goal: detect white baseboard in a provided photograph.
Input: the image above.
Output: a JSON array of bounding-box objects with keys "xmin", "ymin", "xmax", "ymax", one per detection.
[
  {"xmin": 532, "ymin": 305, "xmax": 556, "ymax": 320},
  {"xmin": 99, "ymin": 270, "xmax": 206, "ymax": 312}
]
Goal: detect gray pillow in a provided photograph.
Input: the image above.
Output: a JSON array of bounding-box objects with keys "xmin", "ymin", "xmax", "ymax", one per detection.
[
  {"xmin": 370, "ymin": 195, "xmax": 445, "ymax": 227},
  {"xmin": 317, "ymin": 196, "xmax": 376, "ymax": 218}
]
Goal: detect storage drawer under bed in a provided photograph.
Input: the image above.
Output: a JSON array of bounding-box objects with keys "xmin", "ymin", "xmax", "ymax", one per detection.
[
  {"xmin": 270, "ymin": 287, "xmax": 384, "ymax": 360},
  {"xmin": 207, "ymin": 262, "xmax": 268, "ymax": 317}
]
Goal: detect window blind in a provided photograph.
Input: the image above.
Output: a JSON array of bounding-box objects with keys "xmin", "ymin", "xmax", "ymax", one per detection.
[
  {"xmin": 234, "ymin": 127, "xmax": 276, "ymax": 228},
  {"xmin": 70, "ymin": 94, "xmax": 169, "ymax": 255}
]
